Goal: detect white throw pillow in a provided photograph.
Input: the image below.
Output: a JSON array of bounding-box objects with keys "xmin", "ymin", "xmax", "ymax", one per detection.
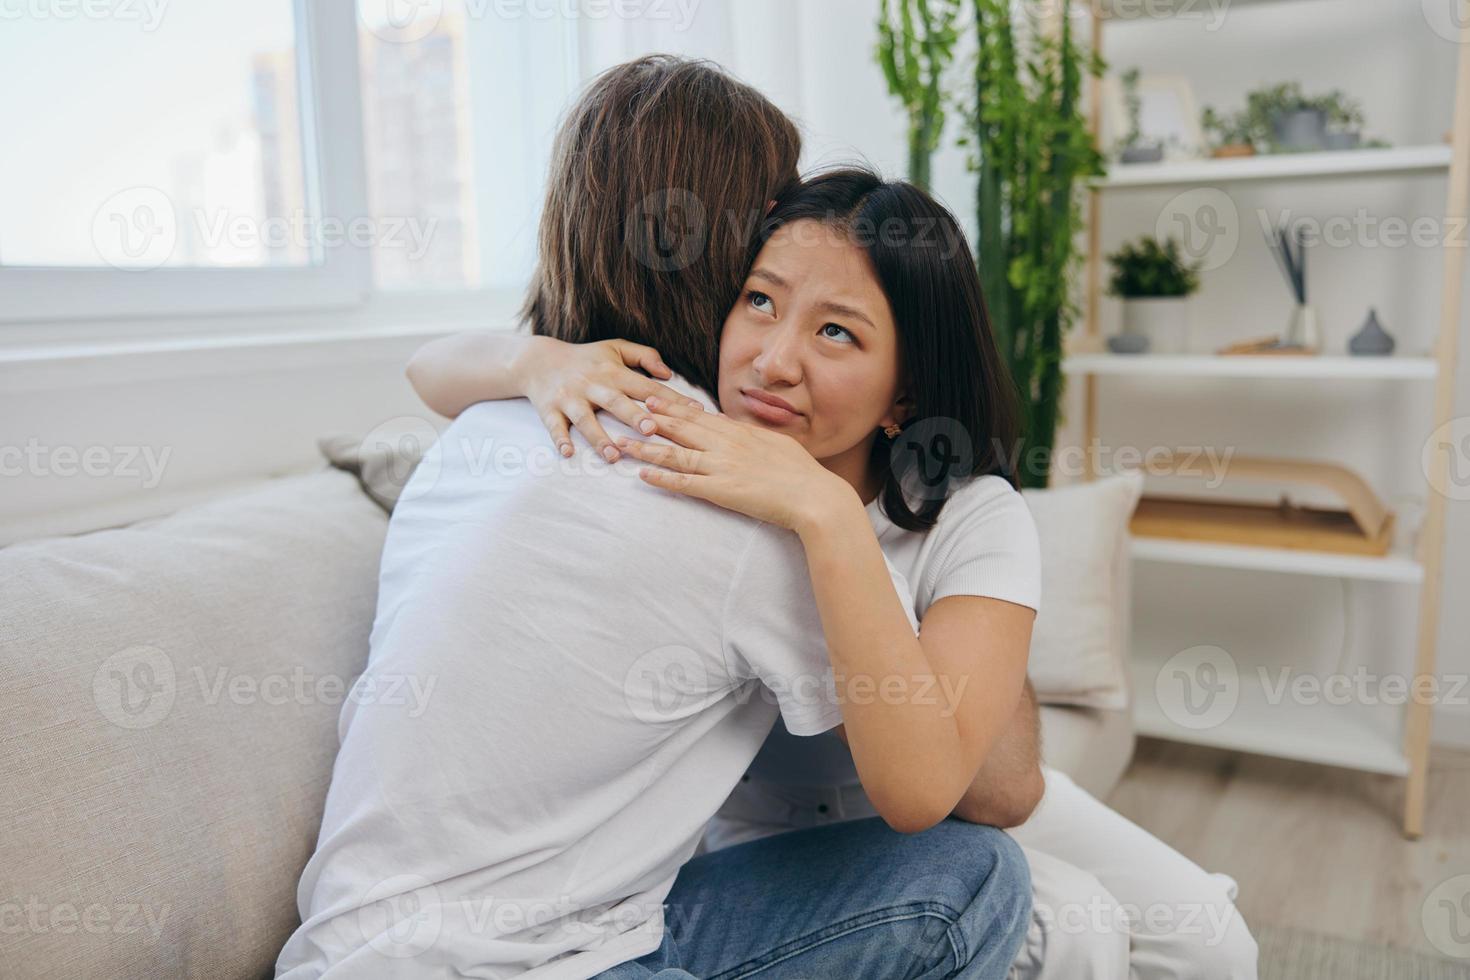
[{"xmin": 1021, "ymin": 470, "xmax": 1144, "ymax": 711}]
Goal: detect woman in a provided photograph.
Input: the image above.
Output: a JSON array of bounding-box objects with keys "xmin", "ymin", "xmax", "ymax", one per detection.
[{"xmin": 409, "ymin": 167, "xmax": 1259, "ymax": 977}]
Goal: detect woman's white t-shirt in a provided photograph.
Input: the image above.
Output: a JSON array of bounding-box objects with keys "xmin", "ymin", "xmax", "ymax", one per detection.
[{"xmin": 740, "ymin": 474, "xmax": 1041, "ymax": 788}]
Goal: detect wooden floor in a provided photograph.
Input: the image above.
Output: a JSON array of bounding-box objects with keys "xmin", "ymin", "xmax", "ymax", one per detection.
[{"xmin": 1105, "ymin": 738, "xmax": 1470, "ymax": 959}]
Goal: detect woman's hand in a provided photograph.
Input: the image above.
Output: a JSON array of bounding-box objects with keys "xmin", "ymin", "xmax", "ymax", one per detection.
[
  {"xmin": 616, "ymin": 397, "xmax": 857, "ymax": 533},
  {"xmin": 520, "ymin": 338, "xmax": 706, "ymax": 461}
]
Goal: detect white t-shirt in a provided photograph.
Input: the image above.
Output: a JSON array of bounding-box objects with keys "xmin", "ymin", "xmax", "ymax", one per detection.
[
  {"xmin": 275, "ymin": 377, "xmax": 875, "ymax": 980},
  {"xmin": 742, "ymin": 474, "xmax": 1041, "ymax": 787}
]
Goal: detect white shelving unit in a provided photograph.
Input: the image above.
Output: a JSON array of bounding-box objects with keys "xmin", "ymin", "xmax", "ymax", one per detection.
[
  {"xmin": 1129, "ymin": 649, "xmax": 1411, "ymax": 777},
  {"xmin": 1074, "ymin": 3, "xmax": 1470, "ymax": 837},
  {"xmin": 1130, "ymin": 537, "xmax": 1424, "ymax": 584},
  {"xmin": 1090, "ymin": 144, "xmax": 1454, "ymax": 188},
  {"xmin": 1062, "ymin": 353, "xmax": 1439, "ymax": 380}
]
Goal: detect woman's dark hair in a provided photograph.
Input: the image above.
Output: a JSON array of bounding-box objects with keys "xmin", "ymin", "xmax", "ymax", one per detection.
[
  {"xmin": 524, "ymin": 55, "xmax": 801, "ymax": 395},
  {"xmin": 757, "ymin": 168, "xmax": 1022, "ymax": 531}
]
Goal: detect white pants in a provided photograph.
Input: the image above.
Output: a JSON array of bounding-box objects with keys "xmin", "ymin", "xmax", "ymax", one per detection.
[{"xmin": 700, "ymin": 767, "xmax": 1258, "ymax": 980}]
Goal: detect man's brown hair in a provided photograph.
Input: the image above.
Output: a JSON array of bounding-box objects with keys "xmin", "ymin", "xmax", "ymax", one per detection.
[{"xmin": 523, "ymin": 55, "xmax": 801, "ymax": 397}]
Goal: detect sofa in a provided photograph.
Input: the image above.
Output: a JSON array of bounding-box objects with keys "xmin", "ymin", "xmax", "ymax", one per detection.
[{"xmin": 0, "ymin": 462, "xmax": 1137, "ymax": 979}]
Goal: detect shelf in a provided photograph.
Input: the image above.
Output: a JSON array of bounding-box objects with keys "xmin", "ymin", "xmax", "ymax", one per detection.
[
  {"xmin": 1098, "ymin": 0, "xmax": 1304, "ymax": 17},
  {"xmin": 1130, "ymin": 536, "xmax": 1424, "ymax": 583},
  {"xmin": 1130, "ymin": 653, "xmax": 1410, "ymax": 776},
  {"xmin": 1063, "ymin": 353, "xmax": 1439, "ymax": 380},
  {"xmin": 1089, "ymin": 145, "xmax": 1453, "ymax": 188}
]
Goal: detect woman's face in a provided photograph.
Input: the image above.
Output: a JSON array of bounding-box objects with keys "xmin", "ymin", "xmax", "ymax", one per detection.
[{"xmin": 717, "ymin": 221, "xmax": 908, "ymax": 483}]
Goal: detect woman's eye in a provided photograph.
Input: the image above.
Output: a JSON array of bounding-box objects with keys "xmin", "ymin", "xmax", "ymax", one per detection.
[
  {"xmin": 748, "ymin": 290, "xmax": 775, "ymax": 315},
  {"xmin": 820, "ymin": 323, "xmax": 856, "ymax": 344}
]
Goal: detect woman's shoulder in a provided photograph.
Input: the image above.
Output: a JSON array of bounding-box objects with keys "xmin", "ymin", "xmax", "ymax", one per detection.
[
  {"xmin": 935, "ymin": 474, "xmax": 1034, "ymax": 532},
  {"xmin": 916, "ymin": 474, "xmax": 1041, "ymax": 609}
]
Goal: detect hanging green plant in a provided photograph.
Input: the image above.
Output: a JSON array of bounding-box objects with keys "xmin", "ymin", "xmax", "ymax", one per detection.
[
  {"xmin": 877, "ymin": 0, "xmax": 964, "ymax": 190},
  {"xmin": 964, "ymin": 0, "xmax": 1107, "ymax": 488}
]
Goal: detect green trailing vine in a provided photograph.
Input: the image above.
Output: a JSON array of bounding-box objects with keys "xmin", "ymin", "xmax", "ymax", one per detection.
[
  {"xmin": 965, "ymin": 0, "xmax": 1106, "ymax": 487},
  {"xmin": 877, "ymin": 0, "xmax": 964, "ymax": 190},
  {"xmin": 875, "ymin": 0, "xmax": 1105, "ymax": 487}
]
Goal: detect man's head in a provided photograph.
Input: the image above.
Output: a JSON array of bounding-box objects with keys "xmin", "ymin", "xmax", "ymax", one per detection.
[{"xmin": 523, "ymin": 55, "xmax": 801, "ymax": 397}]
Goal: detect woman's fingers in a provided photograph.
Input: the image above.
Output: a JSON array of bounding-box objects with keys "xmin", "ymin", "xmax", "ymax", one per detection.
[
  {"xmin": 623, "ymin": 375, "xmax": 705, "ymax": 415},
  {"xmin": 644, "ymin": 412, "xmax": 712, "ymax": 451},
  {"xmin": 609, "ymin": 339, "xmax": 672, "ymax": 380},
  {"xmin": 562, "ymin": 400, "xmax": 621, "ymax": 462},
  {"xmin": 645, "ymin": 396, "xmax": 720, "ymax": 433},
  {"xmin": 541, "ymin": 410, "xmax": 575, "ymax": 458},
  {"xmin": 637, "ymin": 465, "xmax": 710, "ymax": 501},
  {"xmin": 585, "ymin": 383, "xmax": 659, "ymax": 437},
  {"xmin": 615, "ymin": 437, "xmax": 704, "ymax": 474}
]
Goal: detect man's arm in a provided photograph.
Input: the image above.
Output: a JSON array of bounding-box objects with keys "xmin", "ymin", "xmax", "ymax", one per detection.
[{"xmin": 949, "ymin": 679, "xmax": 1044, "ymax": 829}]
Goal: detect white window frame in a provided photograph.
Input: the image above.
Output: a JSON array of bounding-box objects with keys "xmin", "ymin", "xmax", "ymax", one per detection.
[{"xmin": 0, "ymin": 0, "xmax": 373, "ymax": 325}]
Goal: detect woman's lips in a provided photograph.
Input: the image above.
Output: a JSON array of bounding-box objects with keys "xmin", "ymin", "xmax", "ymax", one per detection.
[{"xmin": 740, "ymin": 389, "xmax": 801, "ymax": 425}]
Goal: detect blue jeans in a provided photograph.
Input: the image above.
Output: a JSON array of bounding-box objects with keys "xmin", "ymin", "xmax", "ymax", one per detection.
[{"xmin": 594, "ymin": 816, "xmax": 1031, "ymax": 979}]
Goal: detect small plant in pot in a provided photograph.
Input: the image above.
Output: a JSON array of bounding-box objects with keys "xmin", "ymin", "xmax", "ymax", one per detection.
[
  {"xmin": 1116, "ymin": 68, "xmax": 1164, "ymax": 163},
  {"xmin": 1201, "ymin": 105, "xmax": 1260, "ymax": 158},
  {"xmin": 1322, "ymin": 92, "xmax": 1366, "ymax": 150},
  {"xmin": 1107, "ymin": 236, "xmax": 1202, "ymax": 354},
  {"xmin": 1247, "ymin": 82, "xmax": 1324, "ymax": 152},
  {"xmin": 1245, "ymin": 82, "xmax": 1366, "ymax": 153}
]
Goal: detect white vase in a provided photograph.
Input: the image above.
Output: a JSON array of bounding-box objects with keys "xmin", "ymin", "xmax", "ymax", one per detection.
[
  {"xmin": 1284, "ymin": 303, "xmax": 1322, "ymax": 352},
  {"xmin": 1122, "ymin": 297, "xmax": 1190, "ymax": 354}
]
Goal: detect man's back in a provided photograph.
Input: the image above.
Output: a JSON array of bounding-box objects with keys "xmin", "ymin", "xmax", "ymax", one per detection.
[{"xmin": 276, "ymin": 379, "xmax": 842, "ymax": 980}]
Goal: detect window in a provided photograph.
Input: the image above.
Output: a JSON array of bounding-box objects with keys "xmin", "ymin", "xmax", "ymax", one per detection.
[
  {"xmin": 0, "ymin": 3, "xmax": 307, "ymax": 271},
  {"xmin": 354, "ymin": 0, "xmax": 580, "ymax": 294},
  {"xmin": 357, "ymin": 1, "xmax": 481, "ymax": 289},
  {"xmin": 0, "ymin": 0, "xmax": 660, "ymax": 325}
]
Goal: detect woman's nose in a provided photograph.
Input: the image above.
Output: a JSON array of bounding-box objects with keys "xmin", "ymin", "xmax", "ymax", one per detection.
[{"xmin": 753, "ymin": 324, "xmax": 803, "ymax": 386}]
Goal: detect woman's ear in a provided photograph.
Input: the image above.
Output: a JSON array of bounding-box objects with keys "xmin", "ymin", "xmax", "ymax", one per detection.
[{"xmin": 879, "ymin": 394, "xmax": 916, "ymax": 431}]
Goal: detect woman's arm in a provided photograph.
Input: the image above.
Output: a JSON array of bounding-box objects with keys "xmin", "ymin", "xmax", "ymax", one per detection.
[
  {"xmin": 406, "ymin": 332, "xmax": 552, "ymax": 418},
  {"xmin": 830, "ymin": 636, "xmax": 1043, "ymax": 829},
  {"xmin": 795, "ymin": 500, "xmax": 1034, "ymax": 833},
  {"xmin": 405, "ymin": 332, "xmax": 700, "ymax": 459},
  {"xmin": 618, "ymin": 400, "xmax": 1033, "ymax": 835}
]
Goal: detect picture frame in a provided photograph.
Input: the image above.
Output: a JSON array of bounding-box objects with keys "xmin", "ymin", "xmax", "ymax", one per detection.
[{"xmin": 1101, "ymin": 72, "xmax": 1206, "ymax": 161}]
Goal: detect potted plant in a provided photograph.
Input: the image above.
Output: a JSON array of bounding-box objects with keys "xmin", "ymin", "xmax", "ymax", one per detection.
[
  {"xmin": 1117, "ymin": 68, "xmax": 1164, "ymax": 163},
  {"xmin": 1107, "ymin": 236, "xmax": 1202, "ymax": 354},
  {"xmin": 1243, "ymin": 82, "xmax": 1368, "ymax": 153},
  {"xmin": 1200, "ymin": 104, "xmax": 1258, "ymax": 158},
  {"xmin": 1249, "ymin": 82, "xmax": 1324, "ymax": 151},
  {"xmin": 1322, "ymin": 91, "xmax": 1366, "ymax": 150}
]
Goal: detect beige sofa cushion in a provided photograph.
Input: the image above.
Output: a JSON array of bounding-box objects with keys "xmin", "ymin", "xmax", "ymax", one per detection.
[
  {"xmin": 1021, "ymin": 472, "xmax": 1143, "ymax": 712},
  {"xmin": 0, "ymin": 470, "xmax": 387, "ymax": 980}
]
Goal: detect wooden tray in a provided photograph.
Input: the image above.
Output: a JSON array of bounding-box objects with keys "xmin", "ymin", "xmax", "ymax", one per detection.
[{"xmin": 1131, "ymin": 494, "xmax": 1395, "ymax": 556}]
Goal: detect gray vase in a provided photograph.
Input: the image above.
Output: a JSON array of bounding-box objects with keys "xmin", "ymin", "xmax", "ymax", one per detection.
[
  {"xmin": 1349, "ymin": 307, "xmax": 1396, "ymax": 355},
  {"xmin": 1271, "ymin": 108, "xmax": 1328, "ymax": 151},
  {"xmin": 1120, "ymin": 142, "xmax": 1165, "ymax": 164},
  {"xmin": 1108, "ymin": 333, "xmax": 1150, "ymax": 354}
]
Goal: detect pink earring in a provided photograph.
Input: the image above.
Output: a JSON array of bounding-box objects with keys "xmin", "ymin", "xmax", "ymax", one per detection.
[{"xmin": 883, "ymin": 423, "xmax": 903, "ymax": 438}]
